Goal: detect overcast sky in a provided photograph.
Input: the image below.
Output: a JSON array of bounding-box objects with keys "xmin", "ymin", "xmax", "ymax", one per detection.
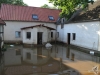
[
  {"xmin": 23, "ymin": 0, "xmax": 54, "ymax": 7},
  {"xmin": 23, "ymin": 0, "xmax": 98, "ymax": 7}
]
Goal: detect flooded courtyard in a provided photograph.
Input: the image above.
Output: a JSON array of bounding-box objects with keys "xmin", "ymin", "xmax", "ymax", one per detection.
[{"xmin": 0, "ymin": 44, "xmax": 100, "ymax": 75}]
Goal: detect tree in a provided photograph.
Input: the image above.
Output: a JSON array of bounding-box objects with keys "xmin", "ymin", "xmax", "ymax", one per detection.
[
  {"xmin": 41, "ymin": 4, "xmax": 57, "ymax": 9},
  {"xmin": 41, "ymin": 4, "xmax": 50, "ymax": 8},
  {"xmin": 49, "ymin": 0, "xmax": 94, "ymax": 20},
  {"xmin": 0, "ymin": 0, "xmax": 27, "ymax": 6}
]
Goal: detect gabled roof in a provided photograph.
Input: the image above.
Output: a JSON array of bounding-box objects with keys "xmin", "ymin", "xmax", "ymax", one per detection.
[
  {"xmin": 0, "ymin": 4, "xmax": 61, "ymax": 23},
  {"xmin": 0, "ymin": 18, "xmax": 6, "ymax": 25},
  {"xmin": 21, "ymin": 24, "xmax": 56, "ymax": 30}
]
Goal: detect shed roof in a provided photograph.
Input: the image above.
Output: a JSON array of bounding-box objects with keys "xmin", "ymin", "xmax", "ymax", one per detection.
[
  {"xmin": 0, "ymin": 4, "xmax": 61, "ymax": 23},
  {"xmin": 21, "ymin": 24, "xmax": 56, "ymax": 30}
]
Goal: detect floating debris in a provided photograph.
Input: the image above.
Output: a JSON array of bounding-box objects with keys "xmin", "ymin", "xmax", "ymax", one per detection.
[
  {"xmin": 10, "ymin": 45, "xmax": 14, "ymax": 47},
  {"xmin": 45, "ymin": 43, "xmax": 52, "ymax": 48}
]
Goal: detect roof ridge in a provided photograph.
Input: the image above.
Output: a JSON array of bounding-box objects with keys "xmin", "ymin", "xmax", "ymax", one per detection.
[{"xmin": 1, "ymin": 3, "xmax": 60, "ymax": 11}]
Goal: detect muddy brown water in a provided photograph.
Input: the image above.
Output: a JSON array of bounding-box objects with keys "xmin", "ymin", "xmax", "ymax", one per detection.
[{"xmin": 0, "ymin": 44, "xmax": 100, "ymax": 75}]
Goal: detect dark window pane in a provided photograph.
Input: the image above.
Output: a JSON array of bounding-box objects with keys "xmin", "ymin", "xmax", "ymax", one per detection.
[
  {"xmin": 73, "ymin": 33, "xmax": 76, "ymax": 40},
  {"xmin": 26, "ymin": 32, "xmax": 31, "ymax": 39},
  {"xmin": 51, "ymin": 32, "xmax": 53, "ymax": 38}
]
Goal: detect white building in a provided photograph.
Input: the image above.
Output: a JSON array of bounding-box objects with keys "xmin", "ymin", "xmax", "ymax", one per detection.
[
  {"xmin": 0, "ymin": 4, "xmax": 60, "ymax": 45},
  {"xmin": 0, "ymin": 1, "xmax": 100, "ymax": 51},
  {"xmin": 57, "ymin": 1, "xmax": 100, "ymax": 51},
  {"xmin": 57, "ymin": 21, "xmax": 100, "ymax": 51},
  {"xmin": 21, "ymin": 24, "xmax": 56, "ymax": 45}
]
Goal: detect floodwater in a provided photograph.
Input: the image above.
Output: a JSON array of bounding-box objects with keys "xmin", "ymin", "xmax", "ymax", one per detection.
[{"xmin": 0, "ymin": 44, "xmax": 100, "ymax": 75}]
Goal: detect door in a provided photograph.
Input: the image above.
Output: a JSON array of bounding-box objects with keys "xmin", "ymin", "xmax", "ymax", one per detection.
[
  {"xmin": 67, "ymin": 33, "xmax": 70, "ymax": 45},
  {"xmin": 37, "ymin": 32, "xmax": 42, "ymax": 44}
]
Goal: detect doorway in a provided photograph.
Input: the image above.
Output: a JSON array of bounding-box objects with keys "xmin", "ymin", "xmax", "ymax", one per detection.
[
  {"xmin": 67, "ymin": 33, "xmax": 70, "ymax": 45},
  {"xmin": 37, "ymin": 32, "xmax": 42, "ymax": 44}
]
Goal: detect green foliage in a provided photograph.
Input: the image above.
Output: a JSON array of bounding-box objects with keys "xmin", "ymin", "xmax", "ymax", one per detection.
[
  {"xmin": 49, "ymin": 0, "xmax": 94, "ymax": 20},
  {"xmin": 41, "ymin": 4, "xmax": 50, "ymax": 8},
  {"xmin": 41, "ymin": 4, "xmax": 57, "ymax": 9},
  {"xmin": 0, "ymin": 0, "xmax": 27, "ymax": 6}
]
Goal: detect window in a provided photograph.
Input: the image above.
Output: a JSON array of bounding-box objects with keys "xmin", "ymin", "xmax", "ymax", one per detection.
[
  {"xmin": 15, "ymin": 31, "xmax": 21, "ymax": 38},
  {"xmin": 51, "ymin": 32, "xmax": 53, "ymax": 38},
  {"xmin": 26, "ymin": 32, "xmax": 31, "ymax": 39},
  {"xmin": 48, "ymin": 16, "xmax": 54, "ymax": 20},
  {"xmin": 72, "ymin": 33, "xmax": 76, "ymax": 40},
  {"xmin": 32, "ymin": 14, "xmax": 38, "ymax": 20}
]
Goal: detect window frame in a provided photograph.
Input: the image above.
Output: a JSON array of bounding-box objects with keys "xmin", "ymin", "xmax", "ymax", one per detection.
[
  {"xmin": 51, "ymin": 32, "xmax": 53, "ymax": 38},
  {"xmin": 15, "ymin": 31, "xmax": 21, "ymax": 38},
  {"xmin": 48, "ymin": 16, "xmax": 54, "ymax": 20},
  {"xmin": 32, "ymin": 14, "xmax": 38, "ymax": 20},
  {"xmin": 72, "ymin": 33, "xmax": 76, "ymax": 40},
  {"xmin": 26, "ymin": 32, "xmax": 31, "ymax": 39}
]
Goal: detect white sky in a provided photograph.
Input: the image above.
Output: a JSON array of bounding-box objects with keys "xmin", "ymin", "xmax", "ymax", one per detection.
[{"xmin": 23, "ymin": 0, "xmax": 54, "ymax": 7}]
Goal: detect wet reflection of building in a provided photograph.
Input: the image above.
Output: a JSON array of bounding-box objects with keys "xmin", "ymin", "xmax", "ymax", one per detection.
[
  {"xmin": 66, "ymin": 47, "xmax": 70, "ymax": 58},
  {"xmin": 22, "ymin": 47, "xmax": 50, "ymax": 65},
  {"xmin": 4, "ymin": 48, "xmax": 22, "ymax": 66},
  {"xmin": 37, "ymin": 47, "xmax": 42, "ymax": 59},
  {"xmin": 0, "ymin": 56, "xmax": 4, "ymax": 75},
  {"xmin": 3, "ymin": 45, "xmax": 82, "ymax": 75},
  {"xmin": 71, "ymin": 53, "xmax": 75, "ymax": 61},
  {"xmin": 70, "ymin": 48, "xmax": 100, "ymax": 62}
]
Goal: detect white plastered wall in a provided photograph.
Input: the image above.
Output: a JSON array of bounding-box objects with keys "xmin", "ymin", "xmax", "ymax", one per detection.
[
  {"xmin": 4, "ymin": 21, "xmax": 56, "ymax": 42},
  {"xmin": 22, "ymin": 26, "xmax": 55, "ymax": 44},
  {"xmin": 57, "ymin": 21, "xmax": 100, "ymax": 51}
]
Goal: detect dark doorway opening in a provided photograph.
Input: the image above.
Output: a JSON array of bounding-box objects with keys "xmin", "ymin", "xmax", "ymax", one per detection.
[
  {"xmin": 37, "ymin": 32, "xmax": 42, "ymax": 44},
  {"xmin": 67, "ymin": 33, "xmax": 70, "ymax": 45}
]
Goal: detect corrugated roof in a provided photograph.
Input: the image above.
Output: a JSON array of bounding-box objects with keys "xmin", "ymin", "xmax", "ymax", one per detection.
[
  {"xmin": 0, "ymin": 4, "xmax": 61, "ymax": 23},
  {"xmin": 0, "ymin": 18, "xmax": 6, "ymax": 25},
  {"xmin": 21, "ymin": 24, "xmax": 56, "ymax": 30}
]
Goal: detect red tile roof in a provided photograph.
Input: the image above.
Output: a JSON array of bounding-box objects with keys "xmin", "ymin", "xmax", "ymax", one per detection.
[
  {"xmin": 21, "ymin": 24, "xmax": 56, "ymax": 30},
  {"xmin": 0, "ymin": 18, "xmax": 6, "ymax": 25},
  {"xmin": 0, "ymin": 4, "xmax": 61, "ymax": 23}
]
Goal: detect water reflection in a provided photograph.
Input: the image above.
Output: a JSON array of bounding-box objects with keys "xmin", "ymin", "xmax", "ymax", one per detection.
[
  {"xmin": 0, "ymin": 44, "xmax": 100, "ymax": 75},
  {"xmin": 0, "ymin": 55, "xmax": 4, "ymax": 75},
  {"xmin": 66, "ymin": 47, "xmax": 70, "ymax": 58}
]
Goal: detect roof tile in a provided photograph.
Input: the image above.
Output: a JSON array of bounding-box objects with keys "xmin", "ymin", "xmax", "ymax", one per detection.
[{"xmin": 0, "ymin": 4, "xmax": 61, "ymax": 23}]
